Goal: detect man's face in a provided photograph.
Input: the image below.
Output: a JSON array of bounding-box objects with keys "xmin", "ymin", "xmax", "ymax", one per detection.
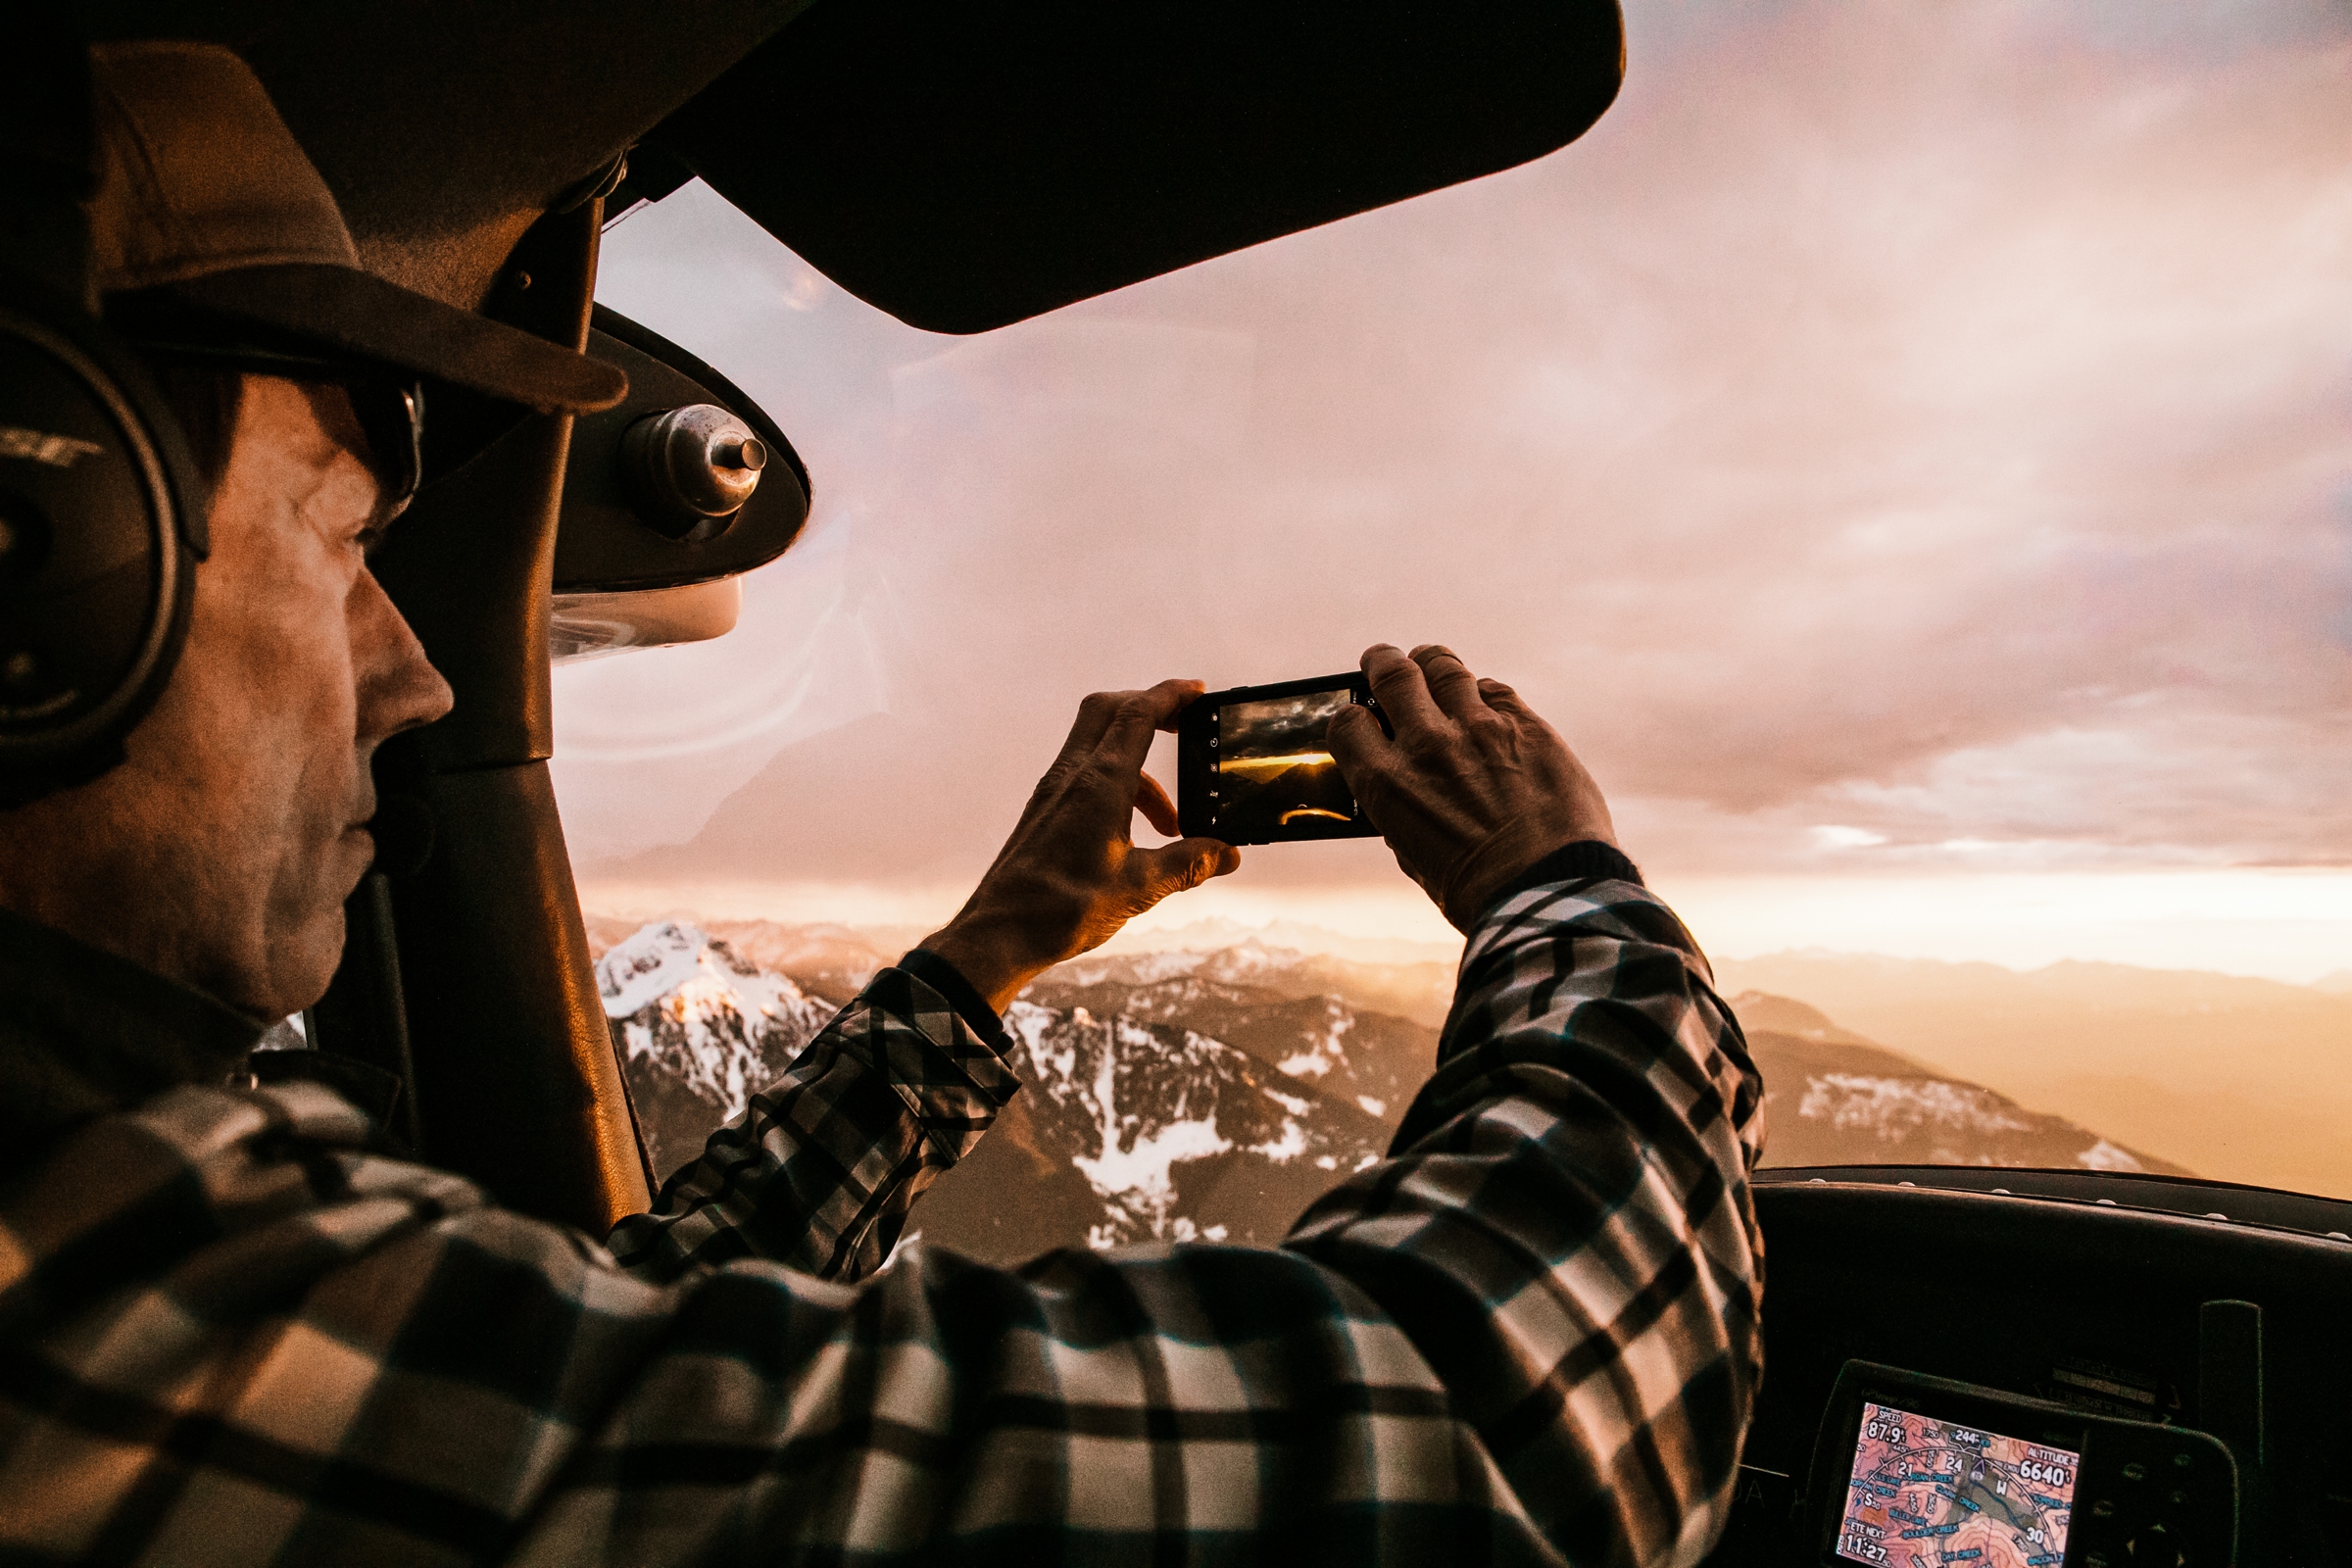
[{"xmin": 0, "ymin": 375, "xmax": 452, "ymax": 1019}]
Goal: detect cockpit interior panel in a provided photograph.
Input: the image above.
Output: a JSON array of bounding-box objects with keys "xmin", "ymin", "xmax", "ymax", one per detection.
[{"xmin": 1704, "ymin": 1170, "xmax": 2352, "ymax": 1566}]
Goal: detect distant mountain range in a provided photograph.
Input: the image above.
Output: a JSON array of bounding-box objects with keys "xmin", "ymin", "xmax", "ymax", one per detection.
[
  {"xmin": 1093, "ymin": 916, "xmax": 1462, "ymax": 969},
  {"xmin": 1729, "ymin": 992, "xmax": 2181, "ymax": 1174},
  {"xmin": 589, "ymin": 916, "xmax": 2188, "ymax": 1263},
  {"xmin": 1715, "ymin": 952, "xmax": 2352, "ymax": 1198}
]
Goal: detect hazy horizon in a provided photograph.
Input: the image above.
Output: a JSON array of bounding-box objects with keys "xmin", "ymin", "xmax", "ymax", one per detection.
[{"xmin": 575, "ymin": 870, "xmax": 2352, "ymax": 988}]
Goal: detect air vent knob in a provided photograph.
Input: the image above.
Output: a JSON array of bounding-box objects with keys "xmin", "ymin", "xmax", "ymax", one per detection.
[{"xmin": 617, "ymin": 404, "xmax": 765, "ymax": 540}]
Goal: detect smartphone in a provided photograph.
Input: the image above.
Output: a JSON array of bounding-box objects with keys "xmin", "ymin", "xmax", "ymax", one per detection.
[{"xmin": 1177, "ymin": 673, "xmax": 1388, "ymax": 845}]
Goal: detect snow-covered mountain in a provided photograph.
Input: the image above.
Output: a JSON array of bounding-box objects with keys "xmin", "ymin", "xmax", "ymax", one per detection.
[
  {"xmin": 586, "ymin": 919, "xmax": 2189, "ymax": 1263},
  {"xmin": 1023, "ymin": 972, "xmax": 1429, "ymax": 1124},
  {"xmin": 590, "ymin": 919, "xmax": 1426, "ymax": 1256},
  {"xmin": 595, "ymin": 921, "xmax": 841, "ymax": 1175},
  {"xmin": 1733, "ymin": 993, "xmax": 2186, "ymax": 1174},
  {"xmin": 995, "ymin": 1001, "xmax": 1388, "ymax": 1248},
  {"xmin": 1044, "ymin": 941, "xmax": 1458, "ymax": 1029}
]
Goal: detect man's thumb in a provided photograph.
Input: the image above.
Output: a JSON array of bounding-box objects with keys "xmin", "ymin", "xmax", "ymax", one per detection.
[
  {"xmin": 1132, "ymin": 838, "xmax": 1241, "ymax": 905},
  {"xmin": 1326, "ymin": 701, "xmax": 1388, "ymax": 775}
]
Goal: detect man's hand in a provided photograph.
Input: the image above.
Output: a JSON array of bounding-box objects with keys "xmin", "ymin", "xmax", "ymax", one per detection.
[
  {"xmin": 1329, "ymin": 644, "xmax": 1618, "ymax": 935},
  {"xmin": 921, "ymin": 679, "xmax": 1242, "ymax": 1013}
]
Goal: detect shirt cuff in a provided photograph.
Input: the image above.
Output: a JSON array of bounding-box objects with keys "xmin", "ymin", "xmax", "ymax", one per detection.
[
  {"xmin": 896, "ymin": 947, "xmax": 1014, "ymax": 1055},
  {"xmin": 1476, "ymin": 838, "xmax": 1643, "ymax": 923}
]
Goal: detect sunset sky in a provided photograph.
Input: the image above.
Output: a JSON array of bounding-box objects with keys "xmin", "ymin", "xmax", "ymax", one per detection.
[{"xmin": 558, "ymin": 0, "xmax": 2352, "ymax": 981}]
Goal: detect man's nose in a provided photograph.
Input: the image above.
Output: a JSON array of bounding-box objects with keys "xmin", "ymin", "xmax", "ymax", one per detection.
[{"xmin": 351, "ymin": 566, "xmax": 454, "ymax": 746}]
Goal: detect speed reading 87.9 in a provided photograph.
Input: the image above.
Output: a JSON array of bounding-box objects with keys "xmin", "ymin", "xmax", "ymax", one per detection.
[{"xmin": 1838, "ymin": 1402, "xmax": 2077, "ymax": 1568}]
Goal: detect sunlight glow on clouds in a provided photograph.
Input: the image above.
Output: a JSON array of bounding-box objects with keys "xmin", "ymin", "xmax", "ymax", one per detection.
[
  {"xmin": 558, "ymin": 0, "xmax": 2352, "ymax": 969},
  {"xmin": 1658, "ymin": 866, "xmax": 2352, "ymax": 985}
]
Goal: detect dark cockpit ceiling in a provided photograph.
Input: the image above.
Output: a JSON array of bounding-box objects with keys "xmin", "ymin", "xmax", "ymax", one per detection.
[{"xmin": 75, "ymin": 0, "xmax": 1626, "ymax": 331}]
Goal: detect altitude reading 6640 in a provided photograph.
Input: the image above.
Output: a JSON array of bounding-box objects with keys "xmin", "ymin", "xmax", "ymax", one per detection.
[{"xmin": 1837, "ymin": 1402, "xmax": 2077, "ymax": 1568}]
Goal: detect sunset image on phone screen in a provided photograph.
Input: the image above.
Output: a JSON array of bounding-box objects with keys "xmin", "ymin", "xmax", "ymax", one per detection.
[{"xmin": 1214, "ymin": 688, "xmax": 1356, "ymax": 840}]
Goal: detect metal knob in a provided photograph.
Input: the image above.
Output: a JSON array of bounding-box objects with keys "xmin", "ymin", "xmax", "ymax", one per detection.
[{"xmin": 617, "ymin": 404, "xmax": 766, "ymax": 540}]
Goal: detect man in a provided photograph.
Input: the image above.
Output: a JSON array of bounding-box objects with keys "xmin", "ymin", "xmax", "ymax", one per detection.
[{"xmin": 0, "ymin": 41, "xmax": 1764, "ymax": 1568}]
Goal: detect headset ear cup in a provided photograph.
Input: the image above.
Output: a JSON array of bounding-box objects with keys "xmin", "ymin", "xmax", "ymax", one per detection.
[{"xmin": 0, "ymin": 276, "xmax": 204, "ymax": 807}]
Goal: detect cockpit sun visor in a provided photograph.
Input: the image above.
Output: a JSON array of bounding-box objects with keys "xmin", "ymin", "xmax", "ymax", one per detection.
[
  {"xmin": 552, "ymin": 305, "xmax": 809, "ymax": 597},
  {"xmin": 638, "ymin": 0, "xmax": 1628, "ymax": 334}
]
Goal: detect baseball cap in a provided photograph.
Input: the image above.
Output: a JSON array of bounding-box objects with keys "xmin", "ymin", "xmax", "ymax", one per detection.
[{"xmin": 85, "ymin": 40, "xmax": 626, "ymax": 416}]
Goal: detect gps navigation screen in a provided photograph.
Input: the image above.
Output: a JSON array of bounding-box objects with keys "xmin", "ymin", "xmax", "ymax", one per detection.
[
  {"xmin": 1215, "ymin": 688, "xmax": 1356, "ymax": 839},
  {"xmin": 1836, "ymin": 1401, "xmax": 2077, "ymax": 1568}
]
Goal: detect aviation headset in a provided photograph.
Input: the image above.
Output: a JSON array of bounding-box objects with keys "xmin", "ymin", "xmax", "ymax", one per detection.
[{"xmin": 0, "ymin": 28, "xmax": 208, "ymax": 808}]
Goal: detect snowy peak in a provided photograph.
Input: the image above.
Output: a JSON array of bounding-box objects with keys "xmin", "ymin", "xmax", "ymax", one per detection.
[
  {"xmin": 1039, "ymin": 942, "xmax": 1458, "ymax": 1030},
  {"xmin": 596, "ymin": 919, "xmax": 713, "ymax": 1018},
  {"xmin": 598, "ymin": 920, "xmax": 827, "ymax": 1035},
  {"xmin": 1021, "ymin": 972, "xmax": 1433, "ymax": 1136},
  {"xmin": 1270, "ymin": 995, "xmax": 1353, "ymax": 1081},
  {"xmin": 1197, "ymin": 939, "xmax": 1309, "ymax": 983},
  {"xmin": 1000, "ymin": 1001, "xmax": 1388, "ymax": 1249},
  {"xmin": 1053, "ymin": 949, "xmax": 1208, "ymax": 987},
  {"xmin": 1049, "ymin": 942, "xmax": 1318, "ymax": 990},
  {"xmin": 1741, "ymin": 1027, "xmax": 2184, "ymax": 1175},
  {"xmin": 597, "ymin": 921, "xmax": 839, "ymax": 1172}
]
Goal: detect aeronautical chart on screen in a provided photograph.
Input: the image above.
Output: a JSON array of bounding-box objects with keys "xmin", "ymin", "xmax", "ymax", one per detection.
[{"xmin": 1837, "ymin": 1402, "xmax": 2075, "ymax": 1568}]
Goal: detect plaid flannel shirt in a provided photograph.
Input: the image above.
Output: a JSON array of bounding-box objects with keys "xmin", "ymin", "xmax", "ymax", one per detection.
[{"xmin": 0, "ymin": 871, "xmax": 1764, "ymax": 1566}]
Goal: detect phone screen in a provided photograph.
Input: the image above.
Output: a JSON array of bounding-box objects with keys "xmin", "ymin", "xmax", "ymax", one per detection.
[{"xmin": 1212, "ymin": 686, "xmax": 1357, "ymax": 841}]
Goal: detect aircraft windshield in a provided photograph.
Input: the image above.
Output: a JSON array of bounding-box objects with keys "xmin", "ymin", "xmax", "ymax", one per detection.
[{"xmin": 558, "ymin": 0, "xmax": 2352, "ymax": 1241}]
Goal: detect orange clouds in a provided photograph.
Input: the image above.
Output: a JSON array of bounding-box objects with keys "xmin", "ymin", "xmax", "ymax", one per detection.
[{"xmin": 560, "ymin": 0, "xmax": 2352, "ymax": 892}]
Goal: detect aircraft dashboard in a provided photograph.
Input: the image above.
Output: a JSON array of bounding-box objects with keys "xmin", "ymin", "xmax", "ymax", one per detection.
[{"xmin": 1700, "ymin": 1167, "xmax": 2352, "ymax": 1567}]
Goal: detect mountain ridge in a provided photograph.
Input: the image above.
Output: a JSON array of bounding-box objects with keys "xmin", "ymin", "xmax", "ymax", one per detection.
[
  {"xmin": 1713, "ymin": 950, "xmax": 2352, "ymax": 1196},
  {"xmin": 588, "ymin": 916, "xmax": 2200, "ymax": 1262}
]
